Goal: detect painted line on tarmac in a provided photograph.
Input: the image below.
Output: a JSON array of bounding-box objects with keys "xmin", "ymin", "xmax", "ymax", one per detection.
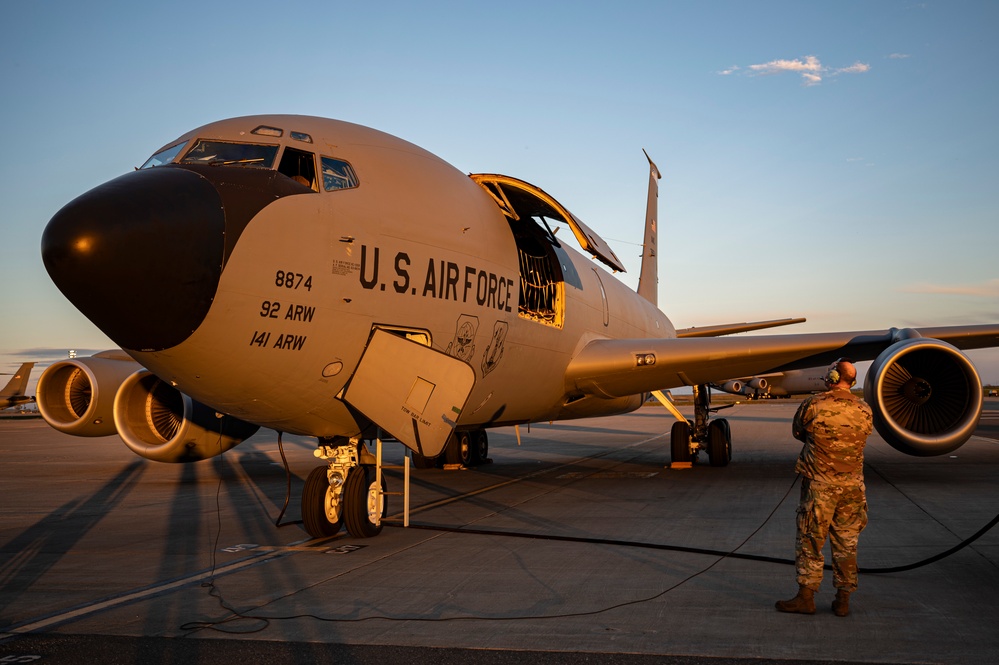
[{"xmin": 0, "ymin": 543, "xmax": 312, "ymax": 639}]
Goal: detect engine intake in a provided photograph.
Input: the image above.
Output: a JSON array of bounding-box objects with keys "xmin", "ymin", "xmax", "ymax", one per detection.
[
  {"xmin": 716, "ymin": 380, "xmax": 743, "ymax": 395},
  {"xmin": 864, "ymin": 338, "xmax": 982, "ymax": 456},
  {"xmin": 114, "ymin": 370, "xmax": 259, "ymax": 462},
  {"xmin": 36, "ymin": 350, "xmax": 140, "ymax": 436}
]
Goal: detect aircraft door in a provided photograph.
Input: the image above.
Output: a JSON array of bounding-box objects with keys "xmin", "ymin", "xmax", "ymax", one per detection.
[{"xmin": 342, "ymin": 329, "xmax": 475, "ymax": 457}]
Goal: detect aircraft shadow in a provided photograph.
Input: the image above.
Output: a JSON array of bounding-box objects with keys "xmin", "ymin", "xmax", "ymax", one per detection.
[{"xmin": 0, "ymin": 461, "xmax": 146, "ymax": 624}]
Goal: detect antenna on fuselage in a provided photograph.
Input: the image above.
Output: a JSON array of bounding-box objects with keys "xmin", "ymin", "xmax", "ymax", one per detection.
[{"xmin": 637, "ymin": 149, "xmax": 661, "ymax": 307}]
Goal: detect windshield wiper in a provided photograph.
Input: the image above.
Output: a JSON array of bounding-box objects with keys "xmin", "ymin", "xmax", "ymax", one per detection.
[{"xmin": 208, "ymin": 157, "xmax": 266, "ymax": 166}]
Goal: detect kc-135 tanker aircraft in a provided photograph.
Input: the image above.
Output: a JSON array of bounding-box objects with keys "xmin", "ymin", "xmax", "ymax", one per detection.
[{"xmin": 37, "ymin": 115, "xmax": 999, "ymax": 538}]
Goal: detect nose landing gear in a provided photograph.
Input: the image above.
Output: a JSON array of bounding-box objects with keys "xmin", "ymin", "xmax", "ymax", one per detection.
[{"xmin": 303, "ymin": 437, "xmax": 388, "ymax": 539}]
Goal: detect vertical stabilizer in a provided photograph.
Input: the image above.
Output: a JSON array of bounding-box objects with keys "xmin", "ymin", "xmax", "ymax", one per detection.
[
  {"xmin": 1, "ymin": 362, "xmax": 34, "ymax": 397},
  {"xmin": 637, "ymin": 150, "xmax": 661, "ymax": 307}
]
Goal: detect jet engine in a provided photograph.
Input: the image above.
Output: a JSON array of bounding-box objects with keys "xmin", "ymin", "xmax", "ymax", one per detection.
[
  {"xmin": 36, "ymin": 350, "xmax": 141, "ymax": 436},
  {"xmin": 864, "ymin": 337, "xmax": 983, "ymax": 456},
  {"xmin": 113, "ymin": 370, "xmax": 259, "ymax": 463},
  {"xmin": 716, "ymin": 380, "xmax": 743, "ymax": 395}
]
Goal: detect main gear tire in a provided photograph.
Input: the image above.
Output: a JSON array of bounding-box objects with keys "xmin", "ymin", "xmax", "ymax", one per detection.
[
  {"xmin": 302, "ymin": 465, "xmax": 343, "ymax": 538},
  {"xmin": 670, "ymin": 420, "xmax": 692, "ymax": 465},
  {"xmin": 707, "ymin": 418, "xmax": 732, "ymax": 467},
  {"xmin": 343, "ymin": 466, "xmax": 386, "ymax": 538},
  {"xmin": 471, "ymin": 429, "xmax": 489, "ymax": 465},
  {"xmin": 411, "ymin": 452, "xmax": 438, "ymax": 469},
  {"xmin": 445, "ymin": 430, "xmax": 473, "ymax": 466}
]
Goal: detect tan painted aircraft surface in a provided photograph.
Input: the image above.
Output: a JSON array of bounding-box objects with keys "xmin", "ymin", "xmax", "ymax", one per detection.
[
  {"xmin": 0, "ymin": 362, "xmax": 35, "ymax": 410},
  {"xmin": 36, "ymin": 115, "xmax": 999, "ymax": 538}
]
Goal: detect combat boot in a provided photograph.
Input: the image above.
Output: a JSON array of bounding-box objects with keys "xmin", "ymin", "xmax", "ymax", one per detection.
[
  {"xmin": 775, "ymin": 585, "xmax": 816, "ymax": 614},
  {"xmin": 832, "ymin": 590, "xmax": 850, "ymax": 617}
]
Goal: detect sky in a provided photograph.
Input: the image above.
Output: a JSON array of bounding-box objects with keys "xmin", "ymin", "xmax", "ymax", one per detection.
[{"xmin": 2, "ymin": 0, "xmax": 999, "ymax": 393}]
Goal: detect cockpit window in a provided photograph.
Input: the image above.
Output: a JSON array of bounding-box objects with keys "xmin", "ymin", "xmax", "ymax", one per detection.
[
  {"xmin": 321, "ymin": 157, "xmax": 359, "ymax": 191},
  {"xmin": 180, "ymin": 140, "xmax": 279, "ymax": 168},
  {"xmin": 139, "ymin": 141, "xmax": 188, "ymax": 169},
  {"xmin": 278, "ymin": 147, "xmax": 318, "ymax": 190}
]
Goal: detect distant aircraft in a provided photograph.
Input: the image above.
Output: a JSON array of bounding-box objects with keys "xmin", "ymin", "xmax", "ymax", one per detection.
[
  {"xmin": 0, "ymin": 362, "xmax": 35, "ymax": 410},
  {"xmin": 35, "ymin": 115, "xmax": 999, "ymax": 538},
  {"xmin": 713, "ymin": 367, "xmax": 828, "ymax": 399}
]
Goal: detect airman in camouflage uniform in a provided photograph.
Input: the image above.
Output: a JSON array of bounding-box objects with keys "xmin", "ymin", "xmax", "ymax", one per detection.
[{"xmin": 776, "ymin": 358, "xmax": 872, "ymax": 617}]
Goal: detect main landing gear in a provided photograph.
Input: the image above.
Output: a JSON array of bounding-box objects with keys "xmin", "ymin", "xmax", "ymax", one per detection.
[
  {"xmin": 302, "ymin": 438, "xmax": 388, "ymax": 539},
  {"xmin": 411, "ymin": 428, "xmax": 490, "ymax": 469},
  {"xmin": 665, "ymin": 384, "xmax": 732, "ymax": 468}
]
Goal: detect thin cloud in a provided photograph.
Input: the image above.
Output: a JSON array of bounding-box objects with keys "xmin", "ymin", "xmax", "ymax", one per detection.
[
  {"xmin": 749, "ymin": 55, "xmax": 822, "ymax": 76},
  {"xmin": 730, "ymin": 55, "xmax": 870, "ymax": 86},
  {"xmin": 888, "ymin": 53, "xmax": 911, "ymax": 59},
  {"xmin": 901, "ymin": 278, "xmax": 999, "ymax": 298},
  {"xmin": 834, "ymin": 62, "xmax": 871, "ymax": 74}
]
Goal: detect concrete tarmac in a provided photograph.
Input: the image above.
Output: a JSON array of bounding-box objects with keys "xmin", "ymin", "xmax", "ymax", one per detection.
[{"xmin": 1, "ymin": 401, "xmax": 997, "ymax": 664}]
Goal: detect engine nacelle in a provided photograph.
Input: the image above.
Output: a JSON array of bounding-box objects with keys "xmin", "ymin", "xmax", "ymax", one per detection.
[
  {"xmin": 114, "ymin": 370, "xmax": 259, "ymax": 462},
  {"xmin": 36, "ymin": 350, "xmax": 140, "ymax": 436},
  {"xmin": 864, "ymin": 338, "xmax": 983, "ymax": 456},
  {"xmin": 716, "ymin": 380, "xmax": 743, "ymax": 395},
  {"xmin": 747, "ymin": 377, "xmax": 768, "ymax": 390}
]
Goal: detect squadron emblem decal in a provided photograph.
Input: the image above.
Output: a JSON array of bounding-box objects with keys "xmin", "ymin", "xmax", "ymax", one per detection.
[
  {"xmin": 446, "ymin": 314, "xmax": 478, "ymax": 362},
  {"xmin": 481, "ymin": 321, "xmax": 509, "ymax": 377}
]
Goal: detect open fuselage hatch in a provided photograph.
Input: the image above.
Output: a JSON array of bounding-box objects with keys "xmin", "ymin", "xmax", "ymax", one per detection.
[{"xmin": 471, "ymin": 174, "xmax": 625, "ymax": 330}]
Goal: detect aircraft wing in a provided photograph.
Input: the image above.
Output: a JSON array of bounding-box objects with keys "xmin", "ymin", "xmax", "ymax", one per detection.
[
  {"xmin": 565, "ymin": 324, "xmax": 999, "ymax": 398},
  {"xmin": 675, "ymin": 318, "xmax": 806, "ymax": 338}
]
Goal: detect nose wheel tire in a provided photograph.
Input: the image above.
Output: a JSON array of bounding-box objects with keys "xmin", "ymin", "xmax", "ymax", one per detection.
[
  {"xmin": 302, "ymin": 465, "xmax": 344, "ymax": 538},
  {"xmin": 344, "ymin": 465, "xmax": 387, "ymax": 538}
]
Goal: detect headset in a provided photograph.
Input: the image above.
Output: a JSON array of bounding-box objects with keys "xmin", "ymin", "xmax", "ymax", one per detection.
[{"xmin": 824, "ymin": 357, "xmax": 856, "ymax": 387}]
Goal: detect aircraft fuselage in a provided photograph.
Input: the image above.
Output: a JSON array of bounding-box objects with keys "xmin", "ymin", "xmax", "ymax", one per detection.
[{"xmin": 42, "ymin": 116, "xmax": 673, "ymax": 440}]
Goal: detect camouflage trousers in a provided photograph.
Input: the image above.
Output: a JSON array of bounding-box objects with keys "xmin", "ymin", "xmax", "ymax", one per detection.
[{"xmin": 795, "ymin": 478, "xmax": 868, "ymax": 592}]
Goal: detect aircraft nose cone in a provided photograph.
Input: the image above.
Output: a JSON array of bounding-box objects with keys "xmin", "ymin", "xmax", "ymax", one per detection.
[{"xmin": 41, "ymin": 167, "xmax": 225, "ymax": 352}]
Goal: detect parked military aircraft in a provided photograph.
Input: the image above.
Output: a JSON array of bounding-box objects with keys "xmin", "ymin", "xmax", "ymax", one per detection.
[
  {"xmin": 36, "ymin": 115, "xmax": 999, "ymax": 538},
  {"xmin": 0, "ymin": 362, "xmax": 35, "ymax": 410},
  {"xmin": 713, "ymin": 367, "xmax": 828, "ymax": 399}
]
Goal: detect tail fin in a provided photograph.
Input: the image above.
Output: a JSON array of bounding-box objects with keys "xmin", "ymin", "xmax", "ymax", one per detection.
[
  {"xmin": 1, "ymin": 362, "xmax": 34, "ymax": 397},
  {"xmin": 636, "ymin": 150, "xmax": 661, "ymax": 307}
]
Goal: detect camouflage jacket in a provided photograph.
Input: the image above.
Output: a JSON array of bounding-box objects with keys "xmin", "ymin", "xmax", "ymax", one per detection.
[{"xmin": 792, "ymin": 388, "xmax": 873, "ymax": 486}]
